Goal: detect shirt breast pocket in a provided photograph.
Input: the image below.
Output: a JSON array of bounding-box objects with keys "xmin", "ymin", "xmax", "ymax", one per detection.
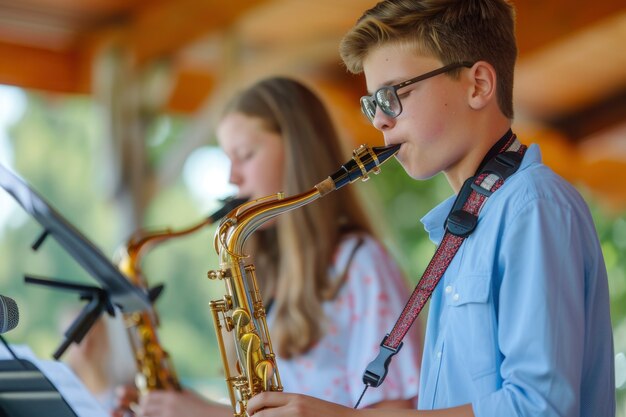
[{"xmin": 445, "ymin": 273, "xmax": 497, "ymax": 380}]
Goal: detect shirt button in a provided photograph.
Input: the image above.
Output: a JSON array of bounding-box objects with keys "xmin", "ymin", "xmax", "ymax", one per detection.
[
  {"xmin": 436, "ymin": 351, "xmax": 442, "ymax": 359},
  {"xmin": 453, "ymin": 293, "xmax": 460, "ymax": 301},
  {"xmin": 445, "ymin": 285, "xmax": 452, "ymax": 294}
]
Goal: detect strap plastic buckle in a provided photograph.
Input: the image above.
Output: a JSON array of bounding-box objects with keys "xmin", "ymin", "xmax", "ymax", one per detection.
[
  {"xmin": 446, "ymin": 210, "xmax": 478, "ymax": 237},
  {"xmin": 470, "ymin": 151, "xmax": 523, "ymax": 197},
  {"xmin": 481, "ymin": 151, "xmax": 523, "ymax": 181},
  {"xmin": 445, "ymin": 151, "xmax": 523, "ymax": 237},
  {"xmin": 445, "ymin": 177, "xmax": 478, "ymax": 237},
  {"xmin": 362, "ymin": 335, "xmax": 403, "ymax": 388}
]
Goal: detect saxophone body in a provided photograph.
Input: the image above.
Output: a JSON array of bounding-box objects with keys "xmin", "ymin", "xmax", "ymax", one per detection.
[
  {"xmin": 116, "ymin": 197, "xmax": 246, "ymax": 393},
  {"xmin": 207, "ymin": 144, "xmax": 399, "ymax": 416}
]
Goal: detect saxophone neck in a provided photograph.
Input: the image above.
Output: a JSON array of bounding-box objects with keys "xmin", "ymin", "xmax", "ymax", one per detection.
[
  {"xmin": 218, "ymin": 189, "xmax": 321, "ymax": 257},
  {"xmin": 216, "ymin": 144, "xmax": 399, "ymax": 257},
  {"xmin": 125, "ymin": 219, "xmax": 210, "ymax": 259},
  {"xmin": 119, "ymin": 196, "xmax": 248, "ymax": 279}
]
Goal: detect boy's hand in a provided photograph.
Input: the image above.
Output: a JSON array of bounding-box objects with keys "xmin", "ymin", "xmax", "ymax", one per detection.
[{"xmin": 247, "ymin": 392, "xmax": 354, "ymax": 417}]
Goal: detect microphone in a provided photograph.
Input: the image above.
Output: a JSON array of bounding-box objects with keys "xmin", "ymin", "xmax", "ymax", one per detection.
[{"xmin": 0, "ymin": 294, "xmax": 19, "ymax": 333}]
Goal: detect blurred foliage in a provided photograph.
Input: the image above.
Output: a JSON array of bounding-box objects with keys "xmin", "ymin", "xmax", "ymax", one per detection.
[{"xmin": 0, "ymin": 90, "xmax": 624, "ymax": 411}]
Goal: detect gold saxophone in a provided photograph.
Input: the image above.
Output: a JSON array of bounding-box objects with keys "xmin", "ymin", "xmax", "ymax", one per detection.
[
  {"xmin": 207, "ymin": 144, "xmax": 400, "ymax": 416},
  {"xmin": 116, "ymin": 197, "xmax": 247, "ymax": 393}
]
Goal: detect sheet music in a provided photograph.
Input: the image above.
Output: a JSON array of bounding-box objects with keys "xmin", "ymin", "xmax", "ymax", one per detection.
[{"xmin": 0, "ymin": 344, "xmax": 108, "ymax": 417}]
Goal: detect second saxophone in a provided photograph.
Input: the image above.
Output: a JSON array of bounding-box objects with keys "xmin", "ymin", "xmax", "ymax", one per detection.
[
  {"xmin": 116, "ymin": 197, "xmax": 246, "ymax": 393},
  {"xmin": 207, "ymin": 143, "xmax": 399, "ymax": 416}
]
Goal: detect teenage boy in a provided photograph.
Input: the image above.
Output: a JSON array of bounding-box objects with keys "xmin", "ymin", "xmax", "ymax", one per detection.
[{"xmin": 247, "ymin": 1, "xmax": 615, "ymax": 416}]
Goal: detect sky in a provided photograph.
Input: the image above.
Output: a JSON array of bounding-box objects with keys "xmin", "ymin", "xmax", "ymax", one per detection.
[
  {"xmin": 183, "ymin": 145, "xmax": 237, "ymax": 210},
  {"xmin": 0, "ymin": 85, "xmax": 25, "ymax": 166},
  {"xmin": 0, "ymin": 85, "xmax": 27, "ymax": 236}
]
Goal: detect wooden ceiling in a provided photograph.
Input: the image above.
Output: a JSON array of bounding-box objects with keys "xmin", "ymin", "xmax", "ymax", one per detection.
[{"xmin": 0, "ymin": 0, "xmax": 625, "ymax": 209}]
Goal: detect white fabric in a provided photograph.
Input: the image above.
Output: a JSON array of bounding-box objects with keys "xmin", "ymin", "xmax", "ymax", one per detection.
[{"xmin": 270, "ymin": 234, "xmax": 422, "ymax": 408}]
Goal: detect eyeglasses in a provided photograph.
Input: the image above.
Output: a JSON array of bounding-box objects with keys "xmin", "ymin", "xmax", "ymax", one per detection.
[{"xmin": 360, "ymin": 61, "xmax": 474, "ymax": 123}]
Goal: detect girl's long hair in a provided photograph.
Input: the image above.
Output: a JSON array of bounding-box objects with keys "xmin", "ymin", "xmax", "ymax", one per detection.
[{"xmin": 219, "ymin": 76, "xmax": 375, "ymax": 358}]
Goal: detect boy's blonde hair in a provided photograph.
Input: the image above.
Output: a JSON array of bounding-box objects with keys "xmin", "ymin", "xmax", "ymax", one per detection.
[{"xmin": 340, "ymin": 0, "xmax": 517, "ymax": 118}]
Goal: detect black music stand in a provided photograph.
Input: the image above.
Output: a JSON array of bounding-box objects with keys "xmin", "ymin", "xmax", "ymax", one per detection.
[
  {"xmin": 0, "ymin": 358, "xmax": 79, "ymax": 417},
  {"xmin": 23, "ymin": 276, "xmax": 116, "ymax": 360},
  {"xmin": 0, "ymin": 162, "xmax": 150, "ymax": 358}
]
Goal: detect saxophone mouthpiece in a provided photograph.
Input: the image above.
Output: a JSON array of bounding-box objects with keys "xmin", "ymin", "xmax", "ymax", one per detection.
[
  {"xmin": 207, "ymin": 197, "xmax": 248, "ymax": 223},
  {"xmin": 317, "ymin": 144, "xmax": 400, "ymax": 195}
]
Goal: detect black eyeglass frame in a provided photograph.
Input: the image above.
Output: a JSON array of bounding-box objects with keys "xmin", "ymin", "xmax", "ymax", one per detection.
[{"xmin": 360, "ymin": 61, "xmax": 475, "ymax": 123}]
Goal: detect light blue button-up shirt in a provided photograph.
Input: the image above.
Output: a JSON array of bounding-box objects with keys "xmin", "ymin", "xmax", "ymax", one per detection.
[{"xmin": 417, "ymin": 144, "xmax": 615, "ymax": 416}]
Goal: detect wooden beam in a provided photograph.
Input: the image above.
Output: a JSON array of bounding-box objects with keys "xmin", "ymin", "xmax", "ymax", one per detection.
[
  {"xmin": 236, "ymin": 0, "xmax": 378, "ymax": 48},
  {"xmin": 515, "ymin": 12, "xmax": 626, "ymax": 119},
  {"xmin": 515, "ymin": 0, "xmax": 626, "ymax": 54},
  {"xmin": 115, "ymin": 0, "xmax": 269, "ymax": 64},
  {"xmin": 547, "ymin": 88, "xmax": 626, "ymax": 142},
  {"xmin": 0, "ymin": 41, "xmax": 89, "ymax": 93},
  {"xmin": 166, "ymin": 68, "xmax": 215, "ymax": 114}
]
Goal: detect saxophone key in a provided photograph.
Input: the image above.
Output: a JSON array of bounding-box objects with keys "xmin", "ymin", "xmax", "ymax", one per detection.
[
  {"xmin": 239, "ymin": 332, "xmax": 261, "ymax": 353},
  {"xmin": 255, "ymin": 359, "xmax": 275, "ymax": 389}
]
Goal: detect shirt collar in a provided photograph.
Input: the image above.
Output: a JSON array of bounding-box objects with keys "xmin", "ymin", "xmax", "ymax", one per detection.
[{"xmin": 420, "ymin": 143, "xmax": 542, "ymax": 244}]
